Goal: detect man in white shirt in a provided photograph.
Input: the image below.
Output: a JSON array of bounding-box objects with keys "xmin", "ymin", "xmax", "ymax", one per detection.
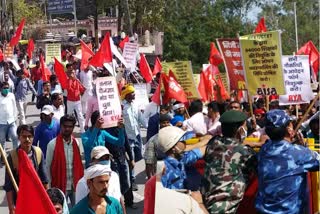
[
  {"xmin": 79, "ymin": 68, "xmax": 93, "ymax": 114},
  {"xmin": 183, "ymin": 100, "xmax": 207, "ymax": 136},
  {"xmin": 51, "ymin": 92, "xmax": 65, "ymax": 121},
  {"xmin": 0, "ymin": 82, "xmax": 19, "ymax": 150},
  {"xmin": 75, "ymin": 146, "xmax": 125, "ymax": 213}
]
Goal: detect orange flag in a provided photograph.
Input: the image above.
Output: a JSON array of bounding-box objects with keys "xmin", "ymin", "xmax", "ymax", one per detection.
[
  {"xmin": 255, "ymin": 17, "xmax": 267, "ymax": 33},
  {"xmin": 198, "ymin": 71, "xmax": 208, "ymax": 102},
  {"xmin": 80, "ymin": 40, "xmax": 94, "ymax": 70},
  {"xmin": 152, "ymin": 57, "xmax": 162, "ymax": 76},
  {"xmin": 27, "ymin": 38, "xmax": 34, "ymax": 59},
  {"xmin": 10, "ymin": 18, "xmax": 26, "ymax": 47},
  {"xmin": 89, "ymin": 33, "xmax": 113, "ymax": 67},
  {"xmin": 40, "ymin": 54, "xmax": 51, "ymax": 81},
  {"xmin": 297, "ymin": 41, "xmax": 319, "ymax": 78},
  {"xmin": 119, "ymin": 36, "xmax": 129, "ymax": 50},
  {"xmin": 15, "ymin": 150, "xmax": 57, "ymax": 214},
  {"xmin": 209, "ymin": 42, "xmax": 224, "ymax": 66},
  {"xmin": 54, "ymin": 58, "xmax": 68, "ymax": 89},
  {"xmin": 139, "ymin": 54, "xmax": 153, "ymax": 83}
]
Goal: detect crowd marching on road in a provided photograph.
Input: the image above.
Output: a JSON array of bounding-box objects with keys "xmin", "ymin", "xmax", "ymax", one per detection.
[{"xmin": 0, "ymin": 16, "xmax": 319, "ymax": 214}]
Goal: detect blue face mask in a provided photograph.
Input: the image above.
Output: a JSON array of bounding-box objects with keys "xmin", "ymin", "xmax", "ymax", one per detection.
[{"xmin": 98, "ymin": 160, "xmax": 110, "ymax": 166}]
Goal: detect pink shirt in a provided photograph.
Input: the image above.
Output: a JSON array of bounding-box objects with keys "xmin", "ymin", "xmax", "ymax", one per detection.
[
  {"xmin": 85, "ymin": 96, "xmax": 99, "ymax": 126},
  {"xmin": 205, "ymin": 116, "xmax": 222, "ymax": 137}
]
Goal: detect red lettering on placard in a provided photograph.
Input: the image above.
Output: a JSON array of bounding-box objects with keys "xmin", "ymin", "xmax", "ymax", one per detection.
[{"xmin": 288, "ymin": 94, "xmax": 302, "ymax": 102}]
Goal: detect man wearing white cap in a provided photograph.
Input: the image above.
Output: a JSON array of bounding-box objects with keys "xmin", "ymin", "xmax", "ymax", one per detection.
[
  {"xmin": 75, "ymin": 146, "xmax": 124, "ymax": 213},
  {"xmin": 71, "ymin": 163, "xmax": 123, "ymax": 214},
  {"xmin": 33, "ymin": 105, "xmax": 60, "ymax": 158},
  {"xmin": 158, "ymin": 126, "xmax": 210, "ymax": 190}
]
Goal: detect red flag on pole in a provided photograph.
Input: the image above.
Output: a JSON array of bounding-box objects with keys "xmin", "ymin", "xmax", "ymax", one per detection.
[
  {"xmin": 15, "ymin": 150, "xmax": 57, "ymax": 214},
  {"xmin": 297, "ymin": 41, "xmax": 319, "ymax": 78},
  {"xmin": 152, "ymin": 57, "xmax": 162, "ymax": 76},
  {"xmin": 10, "ymin": 18, "xmax": 26, "ymax": 47},
  {"xmin": 209, "ymin": 42, "xmax": 224, "ymax": 66},
  {"xmin": 89, "ymin": 33, "xmax": 113, "ymax": 67},
  {"xmin": 214, "ymin": 74, "xmax": 230, "ymax": 100},
  {"xmin": 80, "ymin": 39, "xmax": 94, "ymax": 70},
  {"xmin": 40, "ymin": 54, "xmax": 51, "ymax": 81},
  {"xmin": 119, "ymin": 36, "xmax": 129, "ymax": 50},
  {"xmin": 198, "ymin": 71, "xmax": 208, "ymax": 102},
  {"xmin": 139, "ymin": 54, "xmax": 153, "ymax": 83},
  {"xmin": 27, "ymin": 38, "xmax": 34, "ymax": 59},
  {"xmin": 151, "ymin": 76, "xmax": 161, "ymax": 105},
  {"xmin": 54, "ymin": 58, "xmax": 68, "ymax": 89},
  {"xmin": 255, "ymin": 17, "xmax": 267, "ymax": 33},
  {"xmin": 162, "ymin": 72, "xmax": 188, "ymax": 104}
]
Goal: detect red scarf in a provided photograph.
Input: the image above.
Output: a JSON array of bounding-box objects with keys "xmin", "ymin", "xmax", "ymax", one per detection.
[{"xmin": 50, "ymin": 134, "xmax": 84, "ymax": 193}]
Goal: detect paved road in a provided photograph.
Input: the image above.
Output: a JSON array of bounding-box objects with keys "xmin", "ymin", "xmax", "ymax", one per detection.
[{"xmin": 0, "ymin": 94, "xmax": 146, "ymax": 214}]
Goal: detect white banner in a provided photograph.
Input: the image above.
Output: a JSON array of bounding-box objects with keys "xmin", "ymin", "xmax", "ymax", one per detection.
[
  {"xmin": 109, "ymin": 38, "xmax": 129, "ymax": 68},
  {"xmin": 133, "ymin": 84, "xmax": 149, "ymax": 110},
  {"xmin": 96, "ymin": 77, "xmax": 122, "ymax": 128},
  {"xmin": 123, "ymin": 42, "xmax": 139, "ymax": 70},
  {"xmin": 279, "ymin": 55, "xmax": 314, "ymax": 105}
]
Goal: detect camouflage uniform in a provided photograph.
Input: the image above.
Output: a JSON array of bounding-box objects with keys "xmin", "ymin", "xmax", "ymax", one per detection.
[{"xmin": 201, "ymin": 136, "xmax": 257, "ymax": 214}]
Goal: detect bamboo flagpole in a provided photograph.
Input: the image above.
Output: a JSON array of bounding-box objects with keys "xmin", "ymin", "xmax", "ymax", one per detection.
[{"xmin": 0, "ymin": 144, "xmax": 19, "ymax": 192}]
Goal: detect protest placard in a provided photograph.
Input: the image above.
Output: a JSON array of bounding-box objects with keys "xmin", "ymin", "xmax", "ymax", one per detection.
[
  {"xmin": 3, "ymin": 45, "xmax": 13, "ymax": 60},
  {"xmin": 239, "ymin": 31, "xmax": 286, "ymax": 96},
  {"xmin": 96, "ymin": 77, "xmax": 122, "ymax": 128},
  {"xmin": 216, "ymin": 39, "xmax": 246, "ymax": 90},
  {"xmin": 279, "ymin": 55, "xmax": 314, "ymax": 105},
  {"xmin": 123, "ymin": 42, "xmax": 139, "ymax": 70},
  {"xmin": 133, "ymin": 83, "xmax": 149, "ymax": 110},
  {"xmin": 162, "ymin": 61, "xmax": 200, "ymax": 99},
  {"xmin": 45, "ymin": 43, "xmax": 61, "ymax": 64}
]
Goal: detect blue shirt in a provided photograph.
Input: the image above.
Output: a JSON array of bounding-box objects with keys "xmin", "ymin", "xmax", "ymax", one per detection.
[
  {"xmin": 161, "ymin": 148, "xmax": 202, "ymax": 189},
  {"xmin": 13, "ymin": 77, "xmax": 37, "ymax": 101},
  {"xmin": 81, "ymin": 128, "xmax": 125, "ymax": 168},
  {"xmin": 170, "ymin": 114, "xmax": 184, "ymax": 126},
  {"xmin": 71, "ymin": 195, "xmax": 123, "ymax": 214},
  {"xmin": 33, "ymin": 119, "xmax": 60, "ymax": 158},
  {"xmin": 256, "ymin": 139, "xmax": 320, "ymax": 214},
  {"xmin": 146, "ymin": 113, "xmax": 159, "ymax": 141}
]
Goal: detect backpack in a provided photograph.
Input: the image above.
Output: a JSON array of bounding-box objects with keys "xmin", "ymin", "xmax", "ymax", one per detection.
[{"xmin": 10, "ymin": 147, "xmax": 42, "ymax": 171}]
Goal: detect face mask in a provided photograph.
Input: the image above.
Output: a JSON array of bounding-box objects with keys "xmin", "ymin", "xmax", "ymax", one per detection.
[
  {"xmin": 1, "ymin": 88, "xmax": 9, "ymax": 95},
  {"xmin": 98, "ymin": 160, "xmax": 110, "ymax": 166}
]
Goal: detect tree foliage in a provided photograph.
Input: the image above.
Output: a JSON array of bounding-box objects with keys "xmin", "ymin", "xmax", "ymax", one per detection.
[{"xmin": 12, "ymin": 0, "xmax": 45, "ymax": 26}]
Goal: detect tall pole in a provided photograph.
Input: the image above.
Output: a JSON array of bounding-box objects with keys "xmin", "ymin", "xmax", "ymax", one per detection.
[
  {"xmin": 124, "ymin": 0, "xmax": 133, "ymax": 36},
  {"xmin": 94, "ymin": 0, "xmax": 99, "ymax": 49},
  {"xmin": 294, "ymin": 2, "xmax": 299, "ymax": 52},
  {"xmin": 73, "ymin": 0, "xmax": 77, "ymax": 36},
  {"xmin": 10, "ymin": 0, "xmax": 14, "ymax": 29}
]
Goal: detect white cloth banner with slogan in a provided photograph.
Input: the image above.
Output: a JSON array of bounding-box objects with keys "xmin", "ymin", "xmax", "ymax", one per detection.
[
  {"xmin": 279, "ymin": 55, "xmax": 314, "ymax": 105},
  {"xmin": 96, "ymin": 77, "xmax": 122, "ymax": 128}
]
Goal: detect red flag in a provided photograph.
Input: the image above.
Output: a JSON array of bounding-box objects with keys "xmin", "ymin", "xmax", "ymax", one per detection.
[
  {"xmin": 297, "ymin": 41, "xmax": 319, "ymax": 77},
  {"xmin": 214, "ymin": 74, "xmax": 229, "ymax": 100},
  {"xmin": 162, "ymin": 72, "xmax": 187, "ymax": 104},
  {"xmin": 203, "ymin": 65, "xmax": 218, "ymax": 101},
  {"xmin": 0, "ymin": 48, "xmax": 3, "ymax": 62},
  {"xmin": 119, "ymin": 36, "xmax": 129, "ymax": 50},
  {"xmin": 15, "ymin": 149, "xmax": 57, "ymax": 214},
  {"xmin": 209, "ymin": 42, "xmax": 224, "ymax": 66},
  {"xmin": 152, "ymin": 57, "xmax": 162, "ymax": 76},
  {"xmin": 54, "ymin": 58, "xmax": 68, "ymax": 89},
  {"xmin": 151, "ymin": 76, "xmax": 161, "ymax": 105},
  {"xmin": 198, "ymin": 71, "xmax": 208, "ymax": 102},
  {"xmin": 80, "ymin": 39, "xmax": 94, "ymax": 70},
  {"xmin": 89, "ymin": 33, "xmax": 112, "ymax": 67},
  {"xmin": 139, "ymin": 54, "xmax": 153, "ymax": 83},
  {"xmin": 255, "ymin": 17, "xmax": 267, "ymax": 33},
  {"xmin": 27, "ymin": 38, "xmax": 34, "ymax": 59},
  {"xmin": 40, "ymin": 54, "xmax": 51, "ymax": 81},
  {"xmin": 10, "ymin": 18, "xmax": 26, "ymax": 47}
]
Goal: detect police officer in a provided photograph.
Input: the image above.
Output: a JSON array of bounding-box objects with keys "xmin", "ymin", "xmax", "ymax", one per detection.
[{"xmin": 201, "ymin": 110, "xmax": 257, "ymax": 213}]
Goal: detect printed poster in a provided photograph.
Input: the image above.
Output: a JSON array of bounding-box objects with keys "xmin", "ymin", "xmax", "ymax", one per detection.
[
  {"xmin": 216, "ymin": 38, "xmax": 246, "ymax": 90},
  {"xmin": 133, "ymin": 83, "xmax": 149, "ymax": 110},
  {"xmin": 96, "ymin": 77, "xmax": 122, "ymax": 128},
  {"xmin": 45, "ymin": 43, "xmax": 61, "ymax": 64},
  {"xmin": 239, "ymin": 30, "xmax": 286, "ymax": 96},
  {"xmin": 162, "ymin": 61, "xmax": 200, "ymax": 99},
  {"xmin": 279, "ymin": 55, "xmax": 314, "ymax": 105},
  {"xmin": 122, "ymin": 42, "xmax": 139, "ymax": 70}
]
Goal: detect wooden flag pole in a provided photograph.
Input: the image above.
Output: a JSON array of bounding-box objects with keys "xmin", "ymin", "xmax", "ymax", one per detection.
[
  {"xmin": 294, "ymin": 93, "xmax": 319, "ymax": 133},
  {"xmin": 0, "ymin": 144, "xmax": 19, "ymax": 192}
]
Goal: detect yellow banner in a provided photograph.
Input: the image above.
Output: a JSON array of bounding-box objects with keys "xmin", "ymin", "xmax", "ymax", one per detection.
[
  {"xmin": 162, "ymin": 61, "xmax": 200, "ymax": 99},
  {"xmin": 45, "ymin": 43, "xmax": 61, "ymax": 64},
  {"xmin": 239, "ymin": 31, "xmax": 285, "ymax": 95}
]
